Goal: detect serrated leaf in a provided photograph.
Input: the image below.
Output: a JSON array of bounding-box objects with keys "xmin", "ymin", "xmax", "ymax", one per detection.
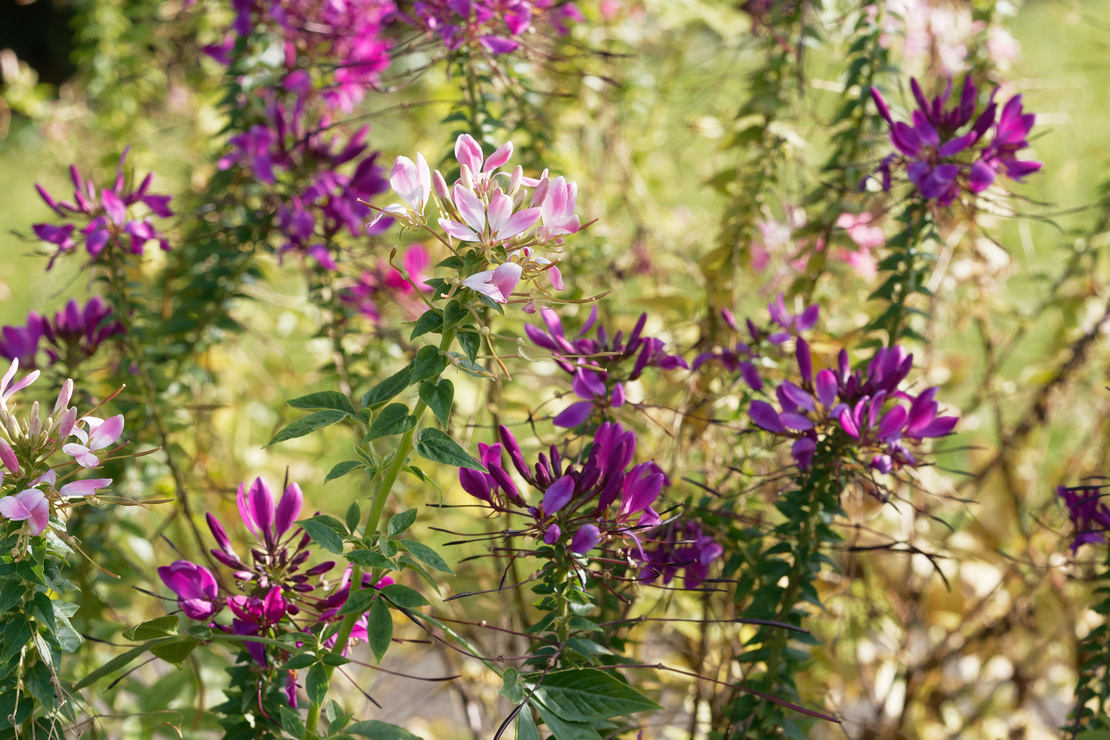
[
  {"xmin": 419, "ymin": 379, "xmax": 454, "ymax": 427},
  {"xmin": 327, "ymin": 461, "xmax": 363, "ymax": 483},
  {"xmin": 398, "ymin": 540, "xmax": 453, "ymax": 574},
  {"xmin": 361, "ymin": 366, "xmax": 414, "ymax": 410},
  {"xmin": 367, "ymin": 596, "xmax": 392, "ymax": 662},
  {"xmin": 124, "ymin": 615, "xmax": 179, "ymax": 641},
  {"xmin": 410, "ymin": 310, "xmax": 443, "ymax": 340},
  {"xmin": 287, "ymin": 391, "xmax": 356, "ymax": 416},
  {"xmin": 530, "ymin": 668, "xmax": 660, "ymax": 722},
  {"xmin": 267, "ymin": 410, "xmax": 347, "ymax": 446},
  {"xmin": 380, "ymin": 584, "xmax": 428, "ymax": 609},
  {"xmin": 412, "ymin": 346, "xmax": 449, "ymax": 385},
  {"xmin": 306, "ymin": 663, "xmax": 329, "ymax": 706},
  {"xmin": 346, "ymin": 720, "xmax": 423, "ymax": 739},
  {"xmin": 413, "ymin": 428, "xmax": 486, "ymax": 472},
  {"xmin": 387, "ymin": 509, "xmax": 418, "ymax": 539},
  {"xmin": 365, "ymin": 403, "xmax": 417, "ymax": 442},
  {"xmin": 300, "ymin": 519, "xmax": 345, "ymax": 554}
]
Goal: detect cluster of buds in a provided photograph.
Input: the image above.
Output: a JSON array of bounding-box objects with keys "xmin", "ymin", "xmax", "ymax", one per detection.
[
  {"xmin": 158, "ymin": 477, "xmax": 387, "ymax": 706},
  {"xmin": 0, "ymin": 360, "xmax": 119, "ymax": 545},
  {"xmin": 749, "ymin": 338, "xmax": 957, "ymax": 473},
  {"xmin": 0, "ymin": 298, "xmax": 124, "ymax": 371},
  {"xmin": 869, "ymin": 76, "xmax": 1040, "ymax": 206},
  {"xmin": 526, "ymin": 307, "xmax": 687, "ymax": 428},
  {"xmin": 33, "ymin": 149, "xmax": 173, "ymax": 268},
  {"xmin": 398, "ymin": 0, "xmax": 583, "ymax": 55},
  {"xmin": 1057, "ymin": 484, "xmax": 1110, "ymax": 554},
  {"xmin": 373, "ymin": 134, "xmax": 582, "ymax": 309}
]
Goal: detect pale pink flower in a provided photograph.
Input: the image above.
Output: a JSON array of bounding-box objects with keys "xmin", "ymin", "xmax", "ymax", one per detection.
[
  {"xmin": 538, "ymin": 176, "xmax": 580, "ymax": 239},
  {"xmin": 0, "ymin": 359, "xmax": 39, "ymax": 406},
  {"xmin": 0, "ymin": 488, "xmax": 50, "ymax": 535},
  {"xmin": 462, "ymin": 263, "xmax": 523, "ymax": 303},
  {"xmin": 371, "ymin": 153, "xmax": 432, "ymax": 229},
  {"xmin": 63, "ymin": 414, "xmax": 125, "ymax": 467}
]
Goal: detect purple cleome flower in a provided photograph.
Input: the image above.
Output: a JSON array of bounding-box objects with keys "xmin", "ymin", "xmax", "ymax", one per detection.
[
  {"xmin": 638, "ymin": 519, "xmax": 723, "ymax": 590},
  {"xmin": 43, "ymin": 298, "xmax": 125, "ymax": 368},
  {"xmin": 526, "ymin": 307, "xmax": 687, "ymax": 428},
  {"xmin": 34, "ymin": 149, "xmax": 173, "ymax": 267},
  {"xmin": 0, "ymin": 314, "xmax": 45, "ymax": 371},
  {"xmin": 1058, "ymin": 484, "xmax": 1110, "ymax": 553},
  {"xmin": 750, "ymin": 337, "xmax": 958, "ymax": 472},
  {"xmin": 399, "ymin": 0, "xmax": 584, "ymax": 55},
  {"xmin": 869, "ymin": 76, "xmax": 1040, "ymax": 206}
]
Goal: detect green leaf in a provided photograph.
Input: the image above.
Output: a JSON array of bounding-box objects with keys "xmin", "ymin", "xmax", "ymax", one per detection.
[
  {"xmin": 0, "ymin": 618, "xmax": 33, "ymax": 664},
  {"xmin": 442, "ymin": 300, "xmax": 467, "ymax": 331},
  {"xmin": 346, "ymin": 550, "xmax": 393, "ymax": 569},
  {"xmin": 1076, "ymin": 732, "xmax": 1110, "ymax": 740},
  {"xmin": 398, "ymin": 540, "xmax": 453, "ymax": 574},
  {"xmin": 457, "ymin": 330, "xmax": 481, "ymax": 364},
  {"xmin": 0, "ymin": 581, "xmax": 24, "ymax": 615},
  {"xmin": 516, "ymin": 706, "xmax": 540, "ymax": 740},
  {"xmin": 336, "ymin": 588, "xmax": 378, "ymax": 617},
  {"xmin": 419, "ymin": 379, "xmax": 454, "ymax": 427},
  {"xmin": 362, "ymin": 366, "xmax": 414, "ymax": 410},
  {"xmin": 531, "ymin": 700, "xmax": 603, "ymax": 740},
  {"xmin": 413, "ymin": 428, "xmax": 486, "ymax": 472},
  {"xmin": 320, "ymin": 652, "xmax": 349, "ymax": 668},
  {"xmin": 29, "ymin": 593, "xmax": 55, "ymax": 633},
  {"xmin": 267, "ymin": 410, "xmax": 347, "ymax": 446},
  {"xmin": 306, "ymin": 663, "xmax": 329, "ymax": 706},
  {"xmin": 287, "ymin": 391, "xmax": 356, "ymax": 416},
  {"xmin": 380, "ymin": 584, "xmax": 429, "ymax": 609},
  {"xmin": 530, "ymin": 668, "xmax": 660, "ymax": 722},
  {"xmin": 367, "ymin": 596, "xmax": 392, "ymax": 663},
  {"xmin": 412, "ymin": 345, "xmax": 449, "ymax": 383},
  {"xmin": 365, "ymin": 403, "xmax": 417, "ymax": 442},
  {"xmin": 281, "ymin": 654, "xmax": 317, "ymax": 671},
  {"xmin": 345, "ymin": 502, "xmax": 362, "ymax": 533},
  {"xmin": 24, "ymin": 661, "xmax": 58, "ymax": 710},
  {"xmin": 499, "ymin": 667, "xmax": 525, "ymax": 704},
  {"xmin": 387, "ymin": 509, "xmax": 418, "ymax": 539},
  {"xmin": 346, "ymin": 720, "xmax": 424, "ymax": 739},
  {"xmin": 300, "ymin": 518, "xmax": 346, "ymax": 554},
  {"xmin": 326, "ymin": 461, "xmax": 363, "ymax": 483},
  {"xmin": 151, "ymin": 638, "xmax": 198, "ymax": 667},
  {"xmin": 410, "ymin": 310, "xmax": 443, "ymax": 340},
  {"xmin": 279, "ymin": 705, "xmax": 306, "ymax": 738},
  {"xmin": 124, "ymin": 615, "xmax": 179, "ymax": 641}
]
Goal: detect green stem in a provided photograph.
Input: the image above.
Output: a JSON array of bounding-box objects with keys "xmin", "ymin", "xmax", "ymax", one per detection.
[{"xmin": 303, "ymin": 326, "xmax": 457, "ymax": 740}]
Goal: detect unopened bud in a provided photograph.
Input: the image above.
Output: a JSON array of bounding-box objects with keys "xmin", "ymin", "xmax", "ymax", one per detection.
[
  {"xmin": 460, "ymin": 164, "xmax": 474, "ymax": 191},
  {"xmin": 53, "ymin": 380, "xmax": 74, "ymax": 417},
  {"xmin": 508, "ymin": 165, "xmax": 523, "ymax": 195},
  {"xmin": 433, "ymin": 170, "xmax": 450, "ymax": 201}
]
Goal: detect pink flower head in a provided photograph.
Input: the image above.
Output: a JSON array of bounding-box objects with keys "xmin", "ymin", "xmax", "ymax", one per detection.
[
  {"xmin": 63, "ymin": 414, "xmax": 125, "ymax": 468},
  {"xmin": 462, "ymin": 262, "xmax": 523, "ymax": 303},
  {"xmin": 386, "ymin": 153, "xmax": 432, "ymax": 216},
  {"xmin": 236, "ymin": 477, "xmax": 304, "ymax": 547},
  {"xmin": 0, "ymin": 488, "xmax": 50, "ymax": 535}
]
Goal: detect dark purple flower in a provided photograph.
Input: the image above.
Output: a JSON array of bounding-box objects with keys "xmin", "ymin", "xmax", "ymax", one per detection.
[
  {"xmin": 1058, "ymin": 484, "xmax": 1110, "ymax": 553},
  {"xmin": 0, "ymin": 314, "xmax": 45, "ymax": 370},
  {"xmin": 637, "ymin": 520, "xmax": 723, "ymax": 590},
  {"xmin": 158, "ymin": 560, "xmax": 222, "ymax": 620},
  {"xmin": 41, "ymin": 298, "xmax": 124, "ymax": 367}
]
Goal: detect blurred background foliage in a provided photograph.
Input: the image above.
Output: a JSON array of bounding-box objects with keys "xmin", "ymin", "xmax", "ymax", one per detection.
[{"xmin": 3, "ymin": 0, "xmax": 1110, "ymax": 738}]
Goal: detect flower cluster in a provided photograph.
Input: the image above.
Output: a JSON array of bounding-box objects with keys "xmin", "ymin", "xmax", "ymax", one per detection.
[
  {"xmin": 749, "ymin": 337, "xmax": 957, "ymax": 473},
  {"xmin": 337, "ymin": 245, "xmax": 433, "ymax": 321},
  {"xmin": 207, "ymin": 0, "xmax": 395, "ymax": 114},
  {"xmin": 398, "ymin": 0, "xmax": 583, "ymax": 55},
  {"xmin": 375, "ymin": 134, "xmax": 582, "ymax": 307},
  {"xmin": 217, "ymin": 99, "xmax": 391, "ymax": 268},
  {"xmin": 638, "ymin": 519, "xmax": 723, "ymax": 590},
  {"xmin": 692, "ymin": 293, "xmax": 820, "ymax": 391},
  {"xmin": 0, "ymin": 299, "xmax": 124, "ymax": 371},
  {"xmin": 33, "ymin": 149, "xmax": 173, "ymax": 267},
  {"xmin": 1057, "ymin": 484, "xmax": 1110, "ymax": 553},
  {"xmin": 869, "ymin": 76, "xmax": 1040, "ymax": 206},
  {"xmin": 158, "ymin": 477, "xmax": 387, "ymax": 705},
  {"xmin": 526, "ymin": 307, "xmax": 687, "ymax": 428},
  {"xmin": 0, "ymin": 360, "xmax": 119, "ymax": 541}
]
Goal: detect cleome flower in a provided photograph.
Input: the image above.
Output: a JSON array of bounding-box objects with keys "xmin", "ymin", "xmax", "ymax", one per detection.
[{"xmin": 868, "ymin": 76, "xmax": 1040, "ymax": 206}]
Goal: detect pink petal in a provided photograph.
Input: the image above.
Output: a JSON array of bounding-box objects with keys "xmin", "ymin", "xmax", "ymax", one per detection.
[
  {"xmin": 439, "ymin": 218, "xmax": 481, "ymax": 242},
  {"xmin": 452, "ymin": 184, "xmax": 486, "ymax": 233},
  {"xmin": 454, "ymin": 134, "xmax": 484, "ymax": 174},
  {"xmin": 59, "ymin": 478, "xmax": 113, "ymax": 497},
  {"xmin": 483, "ymin": 141, "xmax": 513, "ymax": 173}
]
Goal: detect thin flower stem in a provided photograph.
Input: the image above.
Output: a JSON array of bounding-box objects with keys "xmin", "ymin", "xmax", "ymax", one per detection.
[{"xmin": 303, "ymin": 326, "xmax": 457, "ymax": 740}]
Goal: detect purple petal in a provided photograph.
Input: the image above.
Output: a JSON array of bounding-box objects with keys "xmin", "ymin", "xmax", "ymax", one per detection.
[{"xmin": 544, "ymin": 475, "xmax": 575, "ymax": 514}]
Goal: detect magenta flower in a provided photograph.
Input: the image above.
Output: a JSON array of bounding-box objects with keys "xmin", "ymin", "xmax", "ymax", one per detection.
[
  {"xmin": 158, "ymin": 560, "xmax": 222, "ymax": 621},
  {"xmin": 0, "ymin": 314, "xmax": 45, "ymax": 370},
  {"xmin": 42, "ymin": 298, "xmax": 124, "ymax": 368},
  {"xmin": 1058, "ymin": 484, "xmax": 1110, "ymax": 553},
  {"xmin": 462, "ymin": 262, "xmax": 523, "ymax": 303},
  {"xmin": 637, "ymin": 520, "xmax": 723, "ymax": 590}
]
